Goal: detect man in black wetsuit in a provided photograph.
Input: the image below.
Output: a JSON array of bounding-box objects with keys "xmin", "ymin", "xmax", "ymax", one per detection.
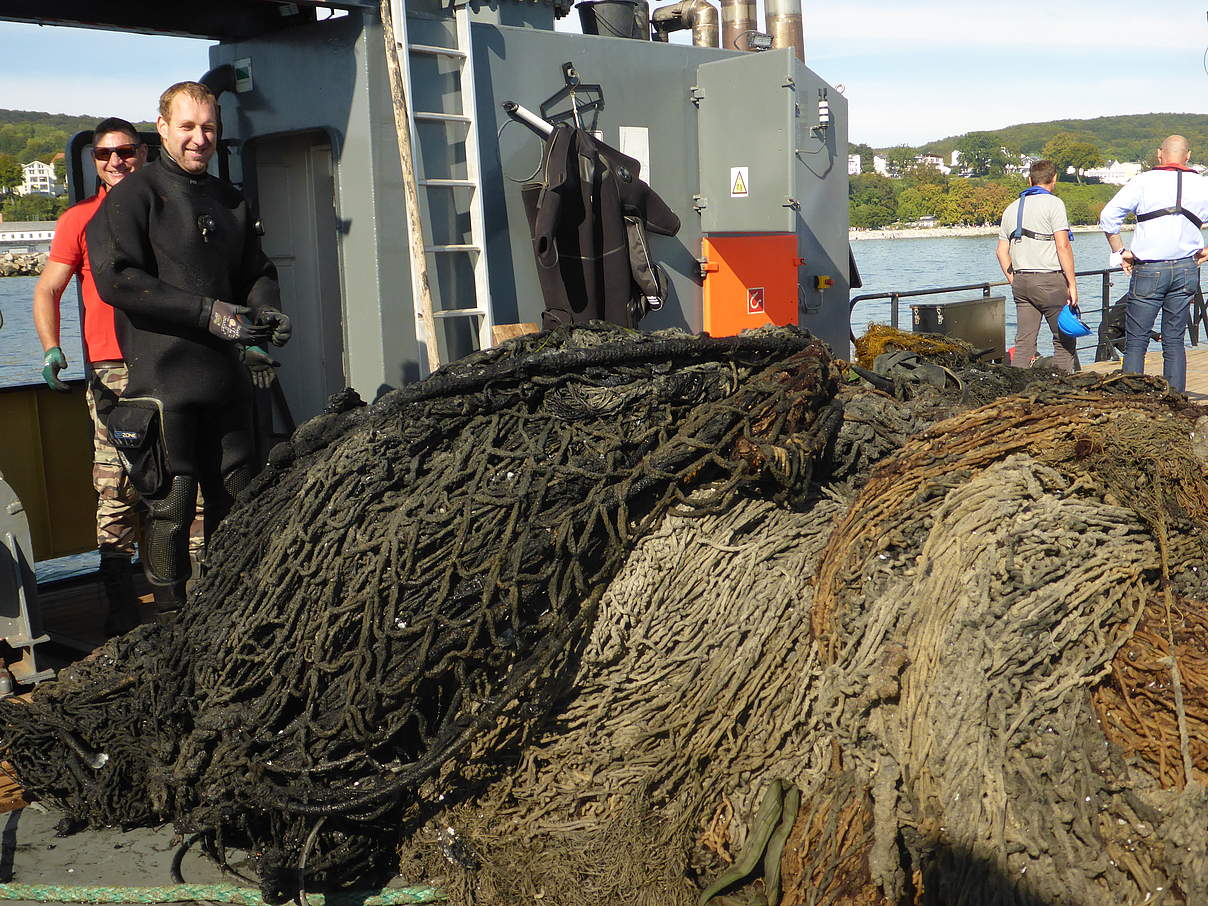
[{"xmin": 87, "ymin": 81, "xmax": 291, "ymax": 615}]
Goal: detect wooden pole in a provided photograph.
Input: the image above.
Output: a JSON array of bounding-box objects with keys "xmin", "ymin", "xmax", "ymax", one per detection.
[{"xmin": 380, "ymin": 0, "xmax": 441, "ymax": 374}]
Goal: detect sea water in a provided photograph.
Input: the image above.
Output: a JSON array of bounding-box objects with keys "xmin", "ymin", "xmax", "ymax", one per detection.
[{"xmin": 0, "ymin": 275, "xmax": 86, "ymax": 387}]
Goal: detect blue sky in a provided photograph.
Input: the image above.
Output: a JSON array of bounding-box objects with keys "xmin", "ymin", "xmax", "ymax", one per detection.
[
  {"xmin": 2, "ymin": 3, "xmax": 1207, "ymax": 147},
  {"xmin": 0, "ymin": 23, "xmax": 212, "ymax": 125}
]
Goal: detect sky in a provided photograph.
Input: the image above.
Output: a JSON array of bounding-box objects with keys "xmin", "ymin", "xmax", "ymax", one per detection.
[{"xmin": 1, "ymin": 2, "xmax": 1207, "ymax": 147}]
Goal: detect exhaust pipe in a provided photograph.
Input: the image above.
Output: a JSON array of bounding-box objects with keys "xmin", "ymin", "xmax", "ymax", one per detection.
[
  {"xmin": 719, "ymin": 0, "xmax": 756, "ymax": 51},
  {"xmin": 766, "ymin": 0, "xmax": 804, "ymax": 60},
  {"xmin": 651, "ymin": 0, "xmax": 719, "ymax": 48}
]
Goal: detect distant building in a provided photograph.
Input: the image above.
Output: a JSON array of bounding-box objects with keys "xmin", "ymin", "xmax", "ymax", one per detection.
[
  {"xmin": 1004, "ymin": 154, "xmax": 1034, "ymax": 177},
  {"xmin": 0, "ymin": 220, "xmax": 56, "ymax": 252},
  {"xmin": 847, "ymin": 154, "xmax": 862, "ymax": 176},
  {"xmin": 872, "ymin": 155, "xmax": 890, "ymax": 177},
  {"xmin": 16, "ymin": 160, "xmax": 57, "ymax": 196},
  {"xmin": 950, "ymin": 150, "xmax": 961, "ymax": 167},
  {"xmin": 1082, "ymin": 160, "xmax": 1144, "ymax": 185},
  {"xmin": 914, "ymin": 153, "xmax": 951, "ymax": 175}
]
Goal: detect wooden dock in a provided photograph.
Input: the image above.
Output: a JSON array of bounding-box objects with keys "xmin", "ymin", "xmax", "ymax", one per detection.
[{"xmin": 1080, "ymin": 344, "xmax": 1208, "ymax": 400}]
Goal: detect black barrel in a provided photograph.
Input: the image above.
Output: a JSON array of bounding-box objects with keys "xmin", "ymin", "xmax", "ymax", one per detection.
[{"xmin": 577, "ymin": 0, "xmax": 650, "ymax": 39}]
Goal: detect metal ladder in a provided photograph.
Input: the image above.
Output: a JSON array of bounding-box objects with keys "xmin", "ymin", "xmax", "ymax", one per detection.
[{"xmin": 392, "ymin": 1, "xmax": 494, "ymax": 372}]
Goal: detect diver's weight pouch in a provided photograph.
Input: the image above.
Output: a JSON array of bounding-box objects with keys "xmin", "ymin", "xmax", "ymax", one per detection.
[{"xmin": 106, "ymin": 398, "xmax": 168, "ymax": 497}]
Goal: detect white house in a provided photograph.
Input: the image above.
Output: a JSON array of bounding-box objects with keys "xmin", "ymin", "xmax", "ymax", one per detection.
[
  {"xmin": 915, "ymin": 153, "xmax": 951, "ymax": 175},
  {"xmin": 847, "ymin": 154, "xmax": 861, "ymax": 176},
  {"xmin": 1082, "ymin": 160, "xmax": 1143, "ymax": 185},
  {"xmin": 872, "ymin": 155, "xmax": 890, "ymax": 177},
  {"xmin": 1003, "ymin": 154, "xmax": 1035, "ymax": 177},
  {"xmin": 16, "ymin": 160, "xmax": 57, "ymax": 196}
]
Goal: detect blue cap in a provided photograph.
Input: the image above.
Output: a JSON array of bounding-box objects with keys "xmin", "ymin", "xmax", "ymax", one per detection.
[{"xmin": 1057, "ymin": 304, "xmax": 1091, "ymax": 338}]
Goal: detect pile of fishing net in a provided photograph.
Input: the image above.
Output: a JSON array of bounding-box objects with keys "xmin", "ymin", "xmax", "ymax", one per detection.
[
  {"xmin": 0, "ymin": 324, "xmax": 840, "ymax": 900},
  {"xmin": 5, "ymin": 322, "xmax": 1208, "ymax": 906},
  {"xmin": 392, "ymin": 372, "xmax": 1208, "ymax": 906}
]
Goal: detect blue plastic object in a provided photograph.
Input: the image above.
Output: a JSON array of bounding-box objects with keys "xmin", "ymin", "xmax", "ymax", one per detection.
[{"xmin": 1057, "ymin": 304, "xmax": 1091, "ymax": 338}]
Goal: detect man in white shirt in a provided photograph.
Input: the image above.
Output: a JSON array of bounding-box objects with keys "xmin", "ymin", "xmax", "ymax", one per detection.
[
  {"xmin": 995, "ymin": 159, "xmax": 1079, "ymax": 371},
  {"xmin": 1099, "ymin": 135, "xmax": 1208, "ymax": 392}
]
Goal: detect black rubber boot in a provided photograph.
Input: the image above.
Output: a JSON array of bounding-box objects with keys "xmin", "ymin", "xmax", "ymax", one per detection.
[
  {"xmin": 149, "ymin": 580, "xmax": 187, "ymax": 624},
  {"xmin": 100, "ymin": 553, "xmax": 141, "ymax": 637}
]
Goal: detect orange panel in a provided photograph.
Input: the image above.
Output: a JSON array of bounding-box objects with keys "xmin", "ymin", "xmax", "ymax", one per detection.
[{"xmin": 701, "ymin": 234, "xmax": 800, "ymax": 337}]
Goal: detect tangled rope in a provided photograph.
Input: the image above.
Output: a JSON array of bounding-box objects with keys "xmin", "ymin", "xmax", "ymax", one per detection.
[
  {"xmin": 2, "ymin": 324, "xmax": 841, "ymax": 900},
  {"xmin": 7, "ymin": 323, "xmax": 1208, "ymax": 906}
]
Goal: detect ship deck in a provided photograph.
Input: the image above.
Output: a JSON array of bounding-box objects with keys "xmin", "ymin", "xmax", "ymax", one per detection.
[{"xmin": 1080, "ymin": 343, "xmax": 1208, "ymax": 400}]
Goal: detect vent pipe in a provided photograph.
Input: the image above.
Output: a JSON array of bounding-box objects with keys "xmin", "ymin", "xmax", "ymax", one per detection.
[
  {"xmin": 766, "ymin": 0, "xmax": 804, "ymax": 60},
  {"xmin": 719, "ymin": 0, "xmax": 756, "ymax": 51},
  {"xmin": 651, "ymin": 0, "xmax": 719, "ymax": 48}
]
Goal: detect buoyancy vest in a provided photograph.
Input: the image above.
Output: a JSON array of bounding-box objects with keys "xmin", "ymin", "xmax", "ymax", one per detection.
[
  {"xmin": 1010, "ymin": 186, "xmax": 1073, "ymax": 243},
  {"xmin": 1135, "ymin": 166, "xmax": 1203, "ymax": 229}
]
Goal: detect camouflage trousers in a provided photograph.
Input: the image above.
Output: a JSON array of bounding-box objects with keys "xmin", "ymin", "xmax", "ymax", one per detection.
[{"xmin": 85, "ymin": 362, "xmax": 205, "ymax": 556}]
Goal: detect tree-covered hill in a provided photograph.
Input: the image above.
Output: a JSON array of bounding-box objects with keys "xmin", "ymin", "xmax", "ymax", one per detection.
[
  {"xmin": 915, "ymin": 114, "xmax": 1208, "ymax": 164},
  {"xmin": 0, "ymin": 109, "xmax": 154, "ymax": 164}
]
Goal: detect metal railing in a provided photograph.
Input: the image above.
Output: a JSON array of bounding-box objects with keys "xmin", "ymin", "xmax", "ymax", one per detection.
[{"xmin": 849, "ymin": 266, "xmax": 1208, "ymax": 361}]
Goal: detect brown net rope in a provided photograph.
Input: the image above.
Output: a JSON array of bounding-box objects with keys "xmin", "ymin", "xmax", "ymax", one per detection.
[
  {"xmin": 852, "ymin": 323, "xmax": 979, "ymax": 370},
  {"xmin": 1095, "ymin": 592, "xmax": 1208, "ymax": 790},
  {"xmin": 804, "ymin": 375, "xmax": 1208, "ymax": 905}
]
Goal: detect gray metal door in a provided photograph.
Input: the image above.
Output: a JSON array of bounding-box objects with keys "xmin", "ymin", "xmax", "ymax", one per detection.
[{"xmin": 249, "ymin": 132, "xmax": 346, "ymax": 424}]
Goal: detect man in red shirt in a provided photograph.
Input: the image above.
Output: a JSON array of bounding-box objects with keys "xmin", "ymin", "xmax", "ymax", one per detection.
[{"xmin": 32, "ymin": 117, "xmax": 175, "ymax": 635}]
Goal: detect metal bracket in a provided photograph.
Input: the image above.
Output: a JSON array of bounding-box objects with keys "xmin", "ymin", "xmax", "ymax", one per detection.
[
  {"xmin": 782, "ymin": 76, "xmax": 796, "ymax": 90},
  {"xmin": 783, "ymin": 197, "xmax": 800, "ymax": 210},
  {"xmin": 692, "ymin": 194, "xmax": 708, "ymax": 213},
  {"xmin": 689, "ymin": 86, "xmax": 705, "ymax": 107},
  {"xmin": 540, "ymin": 60, "xmax": 605, "ymax": 131}
]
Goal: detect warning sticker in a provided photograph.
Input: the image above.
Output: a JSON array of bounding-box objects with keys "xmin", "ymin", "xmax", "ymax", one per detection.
[
  {"xmin": 730, "ymin": 166, "xmax": 749, "ymax": 198},
  {"xmin": 747, "ymin": 287, "xmax": 765, "ymax": 314}
]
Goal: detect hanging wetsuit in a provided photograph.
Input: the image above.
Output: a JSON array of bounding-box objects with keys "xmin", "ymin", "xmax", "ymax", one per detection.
[
  {"xmin": 522, "ymin": 124, "xmax": 681, "ymax": 329},
  {"xmin": 86, "ymin": 152, "xmax": 282, "ymax": 601}
]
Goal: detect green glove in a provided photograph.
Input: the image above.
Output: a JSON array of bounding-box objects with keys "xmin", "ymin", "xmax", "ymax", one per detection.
[
  {"xmin": 241, "ymin": 344, "xmax": 279, "ymax": 390},
  {"xmin": 42, "ymin": 346, "xmax": 70, "ymax": 392}
]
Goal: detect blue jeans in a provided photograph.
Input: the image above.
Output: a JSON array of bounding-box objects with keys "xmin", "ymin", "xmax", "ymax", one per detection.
[{"xmin": 1124, "ymin": 257, "xmax": 1198, "ymax": 392}]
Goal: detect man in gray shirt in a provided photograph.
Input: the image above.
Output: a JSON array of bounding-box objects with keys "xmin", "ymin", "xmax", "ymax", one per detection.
[{"xmin": 995, "ymin": 159, "xmax": 1079, "ymax": 371}]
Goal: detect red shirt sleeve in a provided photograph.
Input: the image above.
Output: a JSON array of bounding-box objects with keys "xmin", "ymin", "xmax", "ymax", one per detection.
[{"xmin": 47, "ymin": 200, "xmax": 90, "ymax": 272}]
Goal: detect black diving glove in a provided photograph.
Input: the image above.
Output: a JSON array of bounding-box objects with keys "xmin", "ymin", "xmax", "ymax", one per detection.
[
  {"xmin": 241, "ymin": 345, "xmax": 279, "ymax": 389},
  {"xmin": 202, "ymin": 298, "xmax": 271, "ymax": 345},
  {"xmin": 255, "ymin": 307, "xmax": 292, "ymax": 347}
]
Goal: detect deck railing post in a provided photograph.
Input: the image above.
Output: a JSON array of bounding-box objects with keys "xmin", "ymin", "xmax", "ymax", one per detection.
[
  {"xmin": 1190, "ymin": 288, "xmax": 1205, "ymax": 346},
  {"xmin": 850, "ymin": 269, "xmax": 1132, "ymax": 348}
]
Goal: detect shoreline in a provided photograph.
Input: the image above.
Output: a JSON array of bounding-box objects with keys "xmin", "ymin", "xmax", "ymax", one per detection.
[
  {"xmin": 0, "ymin": 251, "xmax": 47, "ymax": 277},
  {"xmin": 850, "ymin": 224, "xmax": 1118, "ymax": 241}
]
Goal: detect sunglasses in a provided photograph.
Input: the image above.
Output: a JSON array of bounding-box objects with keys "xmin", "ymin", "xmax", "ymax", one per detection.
[{"xmin": 92, "ymin": 144, "xmax": 140, "ymax": 162}]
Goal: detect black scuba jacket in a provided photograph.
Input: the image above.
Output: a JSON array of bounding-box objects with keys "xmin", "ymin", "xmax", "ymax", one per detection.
[{"xmin": 86, "ymin": 153, "xmax": 279, "ymax": 405}]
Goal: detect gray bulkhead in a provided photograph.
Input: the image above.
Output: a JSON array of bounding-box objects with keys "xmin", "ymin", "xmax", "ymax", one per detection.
[{"xmin": 209, "ymin": 1, "xmax": 849, "ymax": 422}]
